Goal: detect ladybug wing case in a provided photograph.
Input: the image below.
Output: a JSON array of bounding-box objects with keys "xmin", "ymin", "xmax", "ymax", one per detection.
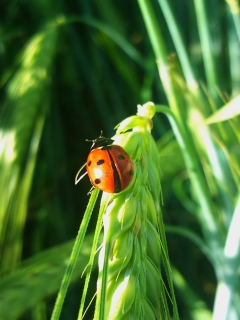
[
  {"xmin": 86, "ymin": 148, "xmax": 116, "ymax": 193},
  {"xmin": 86, "ymin": 145, "xmax": 134, "ymax": 193},
  {"xmin": 108, "ymin": 145, "xmax": 134, "ymax": 192}
]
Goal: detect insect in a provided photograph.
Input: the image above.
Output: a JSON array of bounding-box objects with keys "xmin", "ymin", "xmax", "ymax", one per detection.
[{"xmin": 75, "ymin": 135, "xmax": 134, "ymax": 193}]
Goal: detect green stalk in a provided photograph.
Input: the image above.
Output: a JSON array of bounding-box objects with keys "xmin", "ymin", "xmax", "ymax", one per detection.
[
  {"xmin": 95, "ymin": 224, "xmax": 111, "ymax": 320},
  {"xmin": 137, "ymin": 2, "xmax": 240, "ymax": 317},
  {"xmin": 226, "ymin": 2, "xmax": 240, "ymax": 95},
  {"xmin": 137, "ymin": 0, "xmax": 182, "ymax": 122},
  {"xmin": 77, "ymin": 196, "xmax": 107, "ymax": 320},
  {"xmin": 226, "ymin": 0, "xmax": 240, "ymax": 43},
  {"xmin": 212, "ymin": 193, "xmax": 240, "ymax": 320},
  {"xmin": 232, "ymin": 12, "xmax": 240, "ymax": 43},
  {"xmin": 159, "ymin": 105, "xmax": 223, "ymax": 252},
  {"xmin": 137, "ymin": 0, "xmax": 224, "ymax": 262},
  {"xmin": 156, "ymin": 0, "xmax": 235, "ymax": 226},
  {"xmin": 51, "ymin": 188, "xmax": 99, "ymax": 320},
  {"xmin": 92, "ymin": 195, "xmax": 112, "ymax": 320},
  {"xmin": 193, "ymin": 0, "xmax": 217, "ymax": 96},
  {"xmin": 136, "ymin": 0, "xmax": 168, "ymax": 64},
  {"xmin": 157, "ymin": 0, "xmax": 197, "ymax": 89}
]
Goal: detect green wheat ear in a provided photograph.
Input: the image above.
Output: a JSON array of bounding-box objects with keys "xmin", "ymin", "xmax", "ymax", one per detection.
[{"xmin": 94, "ymin": 102, "xmax": 179, "ymax": 320}]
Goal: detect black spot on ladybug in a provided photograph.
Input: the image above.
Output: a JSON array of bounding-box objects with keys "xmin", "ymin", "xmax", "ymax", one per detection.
[
  {"xmin": 129, "ymin": 170, "xmax": 134, "ymax": 176},
  {"xmin": 97, "ymin": 159, "xmax": 105, "ymax": 165},
  {"xmin": 117, "ymin": 154, "xmax": 125, "ymax": 160},
  {"xmin": 95, "ymin": 178, "xmax": 101, "ymax": 185},
  {"xmin": 87, "ymin": 160, "xmax": 92, "ymax": 166}
]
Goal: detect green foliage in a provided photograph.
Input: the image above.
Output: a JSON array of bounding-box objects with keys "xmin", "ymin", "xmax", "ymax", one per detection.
[
  {"xmin": 0, "ymin": 0, "xmax": 239, "ymax": 319},
  {"xmin": 0, "ymin": 23, "xmax": 58, "ymax": 272},
  {"xmin": 0, "ymin": 234, "xmax": 96, "ymax": 320}
]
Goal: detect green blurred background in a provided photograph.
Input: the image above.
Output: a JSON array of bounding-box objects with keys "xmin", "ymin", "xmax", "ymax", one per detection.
[{"xmin": 0, "ymin": 0, "xmax": 239, "ymax": 319}]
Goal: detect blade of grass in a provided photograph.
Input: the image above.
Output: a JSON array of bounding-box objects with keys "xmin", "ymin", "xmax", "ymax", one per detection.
[
  {"xmin": 137, "ymin": 2, "xmax": 239, "ymax": 318},
  {"xmin": 137, "ymin": 0, "xmax": 226, "ymax": 264},
  {"xmin": 226, "ymin": 3, "xmax": 240, "ymax": 96},
  {"xmin": 77, "ymin": 195, "xmax": 108, "ymax": 320},
  {"xmin": 51, "ymin": 188, "xmax": 99, "ymax": 320},
  {"xmin": 93, "ymin": 195, "xmax": 113, "ymax": 320},
  {"xmin": 189, "ymin": 108, "xmax": 235, "ymax": 227},
  {"xmin": 212, "ymin": 193, "xmax": 240, "ymax": 320},
  {"xmin": 0, "ymin": 24, "xmax": 58, "ymax": 271},
  {"xmin": 157, "ymin": 0, "xmax": 197, "ymax": 90},
  {"xmin": 154, "ymin": 104, "xmax": 223, "ymax": 249},
  {"xmin": 193, "ymin": 0, "xmax": 217, "ymax": 97},
  {"xmin": 5, "ymin": 111, "xmax": 46, "ymax": 266},
  {"xmin": 206, "ymin": 95, "xmax": 240, "ymax": 124},
  {"xmin": 80, "ymin": 17, "xmax": 145, "ymax": 67},
  {"xmin": 226, "ymin": 0, "xmax": 240, "ymax": 42}
]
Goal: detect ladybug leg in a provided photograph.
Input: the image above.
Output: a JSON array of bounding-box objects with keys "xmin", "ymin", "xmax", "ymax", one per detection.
[
  {"xmin": 87, "ymin": 186, "xmax": 95, "ymax": 196},
  {"xmin": 75, "ymin": 163, "xmax": 87, "ymax": 185}
]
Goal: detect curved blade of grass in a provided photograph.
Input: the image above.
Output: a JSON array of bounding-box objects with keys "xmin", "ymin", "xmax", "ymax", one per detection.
[
  {"xmin": 64, "ymin": 17, "xmax": 140, "ymax": 132},
  {"xmin": 55, "ymin": 16, "xmax": 145, "ymax": 68},
  {"xmin": 51, "ymin": 188, "xmax": 99, "ymax": 320},
  {"xmin": 0, "ymin": 24, "xmax": 58, "ymax": 271},
  {"xmin": 60, "ymin": 16, "xmax": 144, "ymax": 103},
  {"xmin": 80, "ymin": 17, "xmax": 145, "ymax": 68}
]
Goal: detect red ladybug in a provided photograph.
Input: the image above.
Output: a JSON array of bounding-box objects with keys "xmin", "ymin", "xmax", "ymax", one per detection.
[{"xmin": 75, "ymin": 136, "xmax": 134, "ymax": 193}]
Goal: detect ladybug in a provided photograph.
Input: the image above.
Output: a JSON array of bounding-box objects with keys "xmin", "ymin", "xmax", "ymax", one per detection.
[{"xmin": 75, "ymin": 135, "xmax": 134, "ymax": 193}]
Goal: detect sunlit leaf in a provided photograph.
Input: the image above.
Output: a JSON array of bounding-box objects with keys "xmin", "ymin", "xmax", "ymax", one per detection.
[{"xmin": 206, "ymin": 95, "xmax": 240, "ymax": 124}]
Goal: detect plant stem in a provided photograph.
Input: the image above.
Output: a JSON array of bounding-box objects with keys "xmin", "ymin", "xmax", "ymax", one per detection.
[
  {"xmin": 51, "ymin": 188, "xmax": 99, "ymax": 320},
  {"xmin": 138, "ymin": 0, "xmax": 224, "ymax": 264},
  {"xmin": 157, "ymin": 0, "xmax": 196, "ymax": 89},
  {"xmin": 193, "ymin": 0, "xmax": 217, "ymax": 96},
  {"xmin": 212, "ymin": 194, "xmax": 240, "ymax": 320}
]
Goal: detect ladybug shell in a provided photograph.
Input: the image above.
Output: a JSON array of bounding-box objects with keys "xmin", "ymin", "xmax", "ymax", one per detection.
[{"xmin": 86, "ymin": 145, "xmax": 134, "ymax": 193}]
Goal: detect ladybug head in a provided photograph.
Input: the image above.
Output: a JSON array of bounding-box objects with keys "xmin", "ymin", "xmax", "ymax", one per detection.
[{"xmin": 87, "ymin": 132, "xmax": 114, "ymax": 150}]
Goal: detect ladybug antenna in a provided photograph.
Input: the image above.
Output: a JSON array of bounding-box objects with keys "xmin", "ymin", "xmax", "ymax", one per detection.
[
  {"xmin": 85, "ymin": 130, "xmax": 104, "ymax": 143},
  {"xmin": 86, "ymin": 130, "xmax": 112, "ymax": 150},
  {"xmin": 75, "ymin": 163, "xmax": 88, "ymax": 185}
]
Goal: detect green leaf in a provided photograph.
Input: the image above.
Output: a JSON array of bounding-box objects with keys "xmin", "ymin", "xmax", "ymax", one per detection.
[{"xmin": 0, "ymin": 22, "xmax": 58, "ymax": 271}]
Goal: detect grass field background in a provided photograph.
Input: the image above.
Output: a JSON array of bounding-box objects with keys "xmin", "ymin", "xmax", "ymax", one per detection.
[{"xmin": 0, "ymin": 0, "xmax": 239, "ymax": 319}]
